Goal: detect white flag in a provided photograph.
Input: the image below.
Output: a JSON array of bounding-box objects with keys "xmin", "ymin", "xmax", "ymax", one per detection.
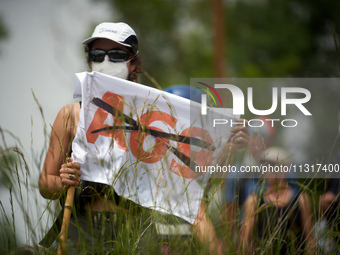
[{"xmin": 72, "ymin": 71, "xmax": 236, "ymax": 223}]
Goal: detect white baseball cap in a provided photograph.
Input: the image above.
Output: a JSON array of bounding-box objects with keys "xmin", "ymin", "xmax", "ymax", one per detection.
[{"xmin": 82, "ymin": 22, "xmax": 138, "ymax": 48}]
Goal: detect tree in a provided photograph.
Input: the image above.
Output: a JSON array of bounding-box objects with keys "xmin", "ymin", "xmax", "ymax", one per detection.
[{"xmin": 226, "ymin": 0, "xmax": 340, "ymax": 77}]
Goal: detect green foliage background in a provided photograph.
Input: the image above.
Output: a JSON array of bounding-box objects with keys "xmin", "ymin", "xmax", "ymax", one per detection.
[
  {"xmin": 1, "ymin": 0, "xmax": 340, "ymax": 253},
  {"xmin": 96, "ymin": 0, "xmax": 340, "ymax": 85},
  {"xmin": 90, "ymin": 0, "xmax": 340, "ymax": 164}
]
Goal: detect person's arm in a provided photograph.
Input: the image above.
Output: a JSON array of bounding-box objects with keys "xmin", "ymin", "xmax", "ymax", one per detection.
[
  {"xmin": 216, "ymin": 119, "xmax": 249, "ymax": 165},
  {"xmin": 228, "ymin": 119, "xmax": 249, "ymax": 151},
  {"xmin": 299, "ymin": 192, "xmax": 315, "ymax": 254},
  {"xmin": 240, "ymin": 194, "xmax": 257, "ymax": 253},
  {"xmin": 192, "ymin": 200, "xmax": 223, "ymax": 255},
  {"xmin": 38, "ymin": 104, "xmax": 81, "ymax": 199}
]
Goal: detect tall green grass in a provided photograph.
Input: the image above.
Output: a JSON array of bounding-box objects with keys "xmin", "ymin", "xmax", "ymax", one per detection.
[
  {"xmin": 1, "ymin": 94, "xmax": 340, "ymax": 255},
  {"xmin": 1, "ymin": 138, "xmax": 340, "ymax": 254}
]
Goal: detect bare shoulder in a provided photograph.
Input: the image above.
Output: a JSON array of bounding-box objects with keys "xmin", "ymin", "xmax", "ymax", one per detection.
[
  {"xmin": 298, "ymin": 192, "xmax": 311, "ymax": 203},
  {"xmin": 298, "ymin": 192, "xmax": 312, "ymax": 212},
  {"xmin": 246, "ymin": 194, "xmax": 258, "ymax": 203},
  {"xmin": 56, "ymin": 102, "xmax": 80, "ymax": 118},
  {"xmin": 53, "ymin": 102, "xmax": 80, "ymax": 136},
  {"xmin": 244, "ymin": 194, "xmax": 258, "ymax": 209}
]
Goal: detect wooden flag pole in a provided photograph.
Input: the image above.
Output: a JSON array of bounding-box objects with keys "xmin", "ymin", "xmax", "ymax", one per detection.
[{"xmin": 57, "ymin": 186, "xmax": 76, "ymax": 255}]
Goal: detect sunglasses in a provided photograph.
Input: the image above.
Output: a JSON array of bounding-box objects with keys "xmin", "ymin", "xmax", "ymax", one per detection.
[{"xmin": 89, "ymin": 49, "xmax": 135, "ymax": 63}]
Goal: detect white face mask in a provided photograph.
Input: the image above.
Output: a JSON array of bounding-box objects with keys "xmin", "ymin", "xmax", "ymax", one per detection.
[{"xmin": 92, "ymin": 56, "xmax": 129, "ymax": 79}]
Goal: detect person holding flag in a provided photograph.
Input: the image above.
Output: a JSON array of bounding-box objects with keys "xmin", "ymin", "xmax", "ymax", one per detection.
[
  {"xmin": 38, "ymin": 22, "xmax": 248, "ymax": 254},
  {"xmin": 39, "ymin": 22, "xmax": 144, "ymax": 254}
]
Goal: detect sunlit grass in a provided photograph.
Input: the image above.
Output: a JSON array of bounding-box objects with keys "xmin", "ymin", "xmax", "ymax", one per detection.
[
  {"xmin": 1, "ymin": 139, "xmax": 340, "ymax": 254},
  {"xmin": 0, "ymin": 95, "xmax": 340, "ymax": 255}
]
